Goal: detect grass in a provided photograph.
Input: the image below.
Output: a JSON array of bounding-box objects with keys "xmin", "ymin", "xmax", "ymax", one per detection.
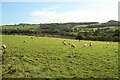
[
  {"xmin": 1, "ymin": 25, "xmax": 39, "ymax": 30},
  {"xmin": 2, "ymin": 35, "xmax": 118, "ymax": 78}
]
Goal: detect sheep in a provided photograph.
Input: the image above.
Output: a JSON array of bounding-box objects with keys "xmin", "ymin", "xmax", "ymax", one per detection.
[
  {"xmin": 2, "ymin": 44, "xmax": 6, "ymax": 49},
  {"xmin": 63, "ymin": 40, "xmax": 67, "ymax": 45},
  {"xmin": 89, "ymin": 42, "xmax": 92, "ymax": 46},
  {"xmin": 63, "ymin": 41, "xmax": 67, "ymax": 45},
  {"xmin": 84, "ymin": 42, "xmax": 87, "ymax": 47},
  {"xmin": 71, "ymin": 44, "xmax": 76, "ymax": 48}
]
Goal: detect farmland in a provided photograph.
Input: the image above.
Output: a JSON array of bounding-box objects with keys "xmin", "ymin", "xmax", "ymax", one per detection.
[
  {"xmin": 1, "ymin": 20, "xmax": 120, "ymax": 42},
  {"xmin": 2, "ymin": 1, "xmax": 120, "ymax": 79},
  {"xmin": 2, "ymin": 35, "xmax": 118, "ymax": 78}
]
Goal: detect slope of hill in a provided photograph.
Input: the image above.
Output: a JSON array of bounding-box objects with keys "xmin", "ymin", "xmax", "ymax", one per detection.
[
  {"xmin": 1, "ymin": 20, "xmax": 120, "ymax": 42},
  {"xmin": 2, "ymin": 35, "xmax": 118, "ymax": 78}
]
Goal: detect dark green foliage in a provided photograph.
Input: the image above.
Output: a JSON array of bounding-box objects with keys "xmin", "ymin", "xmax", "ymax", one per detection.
[{"xmin": 1, "ymin": 20, "xmax": 120, "ymax": 42}]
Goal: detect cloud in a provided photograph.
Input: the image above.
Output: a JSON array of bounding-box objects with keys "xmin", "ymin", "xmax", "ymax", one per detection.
[{"xmin": 30, "ymin": 9, "xmax": 117, "ymax": 23}]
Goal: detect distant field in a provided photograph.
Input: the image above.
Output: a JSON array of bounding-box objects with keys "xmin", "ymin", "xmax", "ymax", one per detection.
[
  {"xmin": 89, "ymin": 26, "xmax": 119, "ymax": 31},
  {"xmin": 2, "ymin": 24, "xmax": 118, "ymax": 31},
  {"xmin": 2, "ymin": 25, "xmax": 40, "ymax": 30},
  {"xmin": 2, "ymin": 35, "xmax": 118, "ymax": 78}
]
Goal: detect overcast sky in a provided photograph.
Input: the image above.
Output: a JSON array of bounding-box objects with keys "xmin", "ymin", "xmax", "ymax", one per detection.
[{"xmin": 1, "ymin": 0, "xmax": 119, "ymax": 25}]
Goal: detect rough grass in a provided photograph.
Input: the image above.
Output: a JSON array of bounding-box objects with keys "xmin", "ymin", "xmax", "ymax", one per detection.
[{"xmin": 2, "ymin": 35, "xmax": 118, "ymax": 78}]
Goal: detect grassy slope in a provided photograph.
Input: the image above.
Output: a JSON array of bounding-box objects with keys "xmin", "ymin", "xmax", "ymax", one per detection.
[
  {"xmin": 2, "ymin": 24, "xmax": 118, "ymax": 31},
  {"xmin": 2, "ymin": 35, "xmax": 118, "ymax": 78},
  {"xmin": 2, "ymin": 25, "xmax": 39, "ymax": 30}
]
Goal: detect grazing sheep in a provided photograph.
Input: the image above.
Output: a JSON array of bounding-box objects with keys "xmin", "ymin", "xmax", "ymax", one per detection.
[
  {"xmin": 2, "ymin": 44, "xmax": 6, "ymax": 49},
  {"xmin": 84, "ymin": 43, "xmax": 87, "ymax": 47},
  {"xmin": 71, "ymin": 44, "xmax": 76, "ymax": 48},
  {"xmin": 89, "ymin": 42, "xmax": 92, "ymax": 46},
  {"xmin": 63, "ymin": 40, "xmax": 67, "ymax": 45}
]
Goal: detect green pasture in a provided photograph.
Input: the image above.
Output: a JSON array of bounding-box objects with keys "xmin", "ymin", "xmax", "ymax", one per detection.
[{"xmin": 2, "ymin": 35, "xmax": 118, "ymax": 78}]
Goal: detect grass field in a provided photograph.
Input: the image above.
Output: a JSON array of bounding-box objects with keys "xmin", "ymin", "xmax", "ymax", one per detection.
[
  {"xmin": 2, "ymin": 25, "xmax": 39, "ymax": 30},
  {"xmin": 1, "ymin": 35, "xmax": 118, "ymax": 78}
]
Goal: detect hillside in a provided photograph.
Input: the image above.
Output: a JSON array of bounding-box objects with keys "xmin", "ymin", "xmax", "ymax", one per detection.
[
  {"xmin": 2, "ymin": 35, "xmax": 118, "ymax": 78},
  {"xmin": 1, "ymin": 20, "xmax": 120, "ymax": 42}
]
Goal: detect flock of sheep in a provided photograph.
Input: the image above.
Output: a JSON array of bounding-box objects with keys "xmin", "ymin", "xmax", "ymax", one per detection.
[
  {"xmin": 2, "ymin": 39, "xmax": 112, "ymax": 50},
  {"xmin": 23, "ymin": 36, "xmax": 92, "ymax": 49},
  {"xmin": 1, "ymin": 40, "xmax": 92, "ymax": 50},
  {"xmin": 63, "ymin": 40, "xmax": 92, "ymax": 48},
  {"xmin": 1, "ymin": 37, "xmax": 93, "ymax": 50}
]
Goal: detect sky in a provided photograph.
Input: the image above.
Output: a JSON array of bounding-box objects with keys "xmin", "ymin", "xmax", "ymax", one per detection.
[{"xmin": 1, "ymin": 0, "xmax": 120, "ymax": 25}]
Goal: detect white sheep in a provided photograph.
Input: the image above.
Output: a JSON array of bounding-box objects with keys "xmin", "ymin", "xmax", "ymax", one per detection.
[
  {"xmin": 2, "ymin": 44, "xmax": 6, "ymax": 49},
  {"xmin": 63, "ymin": 40, "xmax": 67, "ymax": 45},
  {"xmin": 71, "ymin": 44, "xmax": 76, "ymax": 48},
  {"xmin": 84, "ymin": 43, "xmax": 87, "ymax": 47},
  {"xmin": 89, "ymin": 42, "xmax": 92, "ymax": 46}
]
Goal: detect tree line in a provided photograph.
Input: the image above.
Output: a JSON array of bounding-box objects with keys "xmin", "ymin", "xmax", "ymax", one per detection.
[{"xmin": 2, "ymin": 21, "xmax": 120, "ymax": 42}]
